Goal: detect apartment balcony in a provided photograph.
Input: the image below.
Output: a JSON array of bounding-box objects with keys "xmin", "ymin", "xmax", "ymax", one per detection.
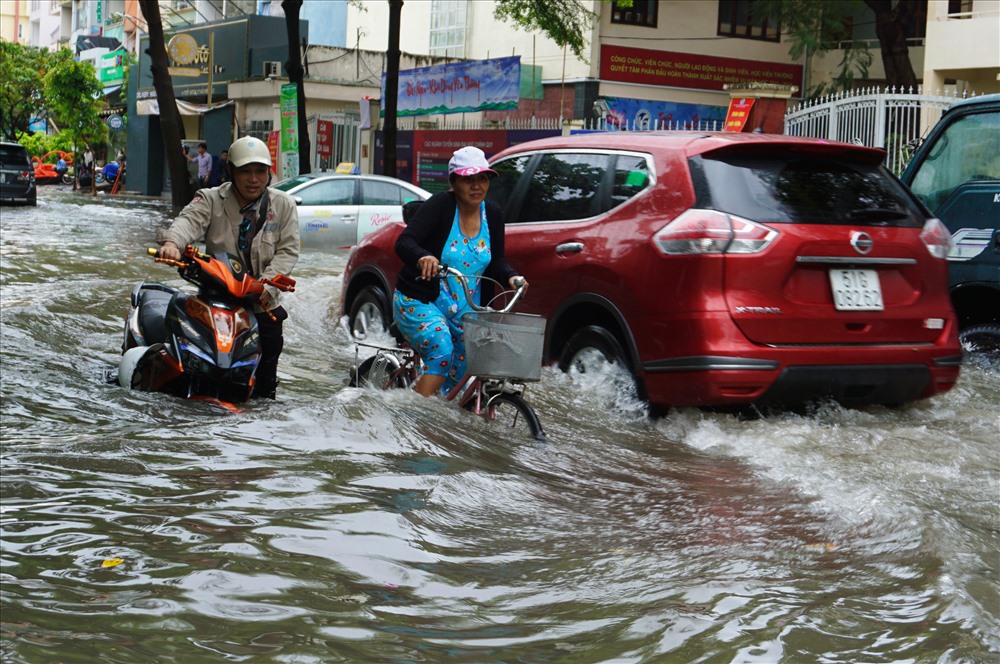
[{"xmin": 925, "ymin": 8, "xmax": 1000, "ymax": 71}]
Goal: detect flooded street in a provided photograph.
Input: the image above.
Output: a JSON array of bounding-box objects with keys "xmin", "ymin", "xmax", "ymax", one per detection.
[{"xmin": 2, "ymin": 187, "xmax": 998, "ymax": 662}]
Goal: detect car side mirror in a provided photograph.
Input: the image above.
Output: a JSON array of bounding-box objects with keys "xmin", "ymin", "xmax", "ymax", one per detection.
[{"xmin": 293, "ymin": 196, "xmax": 302, "ymax": 206}]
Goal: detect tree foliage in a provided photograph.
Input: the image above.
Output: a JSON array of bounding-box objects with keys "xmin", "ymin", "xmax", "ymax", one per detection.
[
  {"xmin": 0, "ymin": 42, "xmax": 52, "ymax": 141},
  {"xmin": 494, "ymin": 0, "xmax": 597, "ymax": 60},
  {"xmin": 750, "ymin": 0, "xmax": 917, "ymax": 97},
  {"xmin": 43, "ymin": 51, "xmax": 109, "ymax": 156}
]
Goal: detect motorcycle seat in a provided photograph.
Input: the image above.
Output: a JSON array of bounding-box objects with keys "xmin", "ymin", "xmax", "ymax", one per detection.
[{"xmin": 139, "ymin": 289, "xmax": 173, "ymax": 344}]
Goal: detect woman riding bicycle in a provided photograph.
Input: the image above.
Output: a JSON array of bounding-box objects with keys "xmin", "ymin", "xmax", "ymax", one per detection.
[{"xmin": 394, "ymin": 146, "xmax": 528, "ymax": 398}]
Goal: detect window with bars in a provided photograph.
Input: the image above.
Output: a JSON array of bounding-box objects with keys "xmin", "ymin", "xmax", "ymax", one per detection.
[
  {"xmin": 429, "ymin": 0, "xmax": 467, "ymax": 58},
  {"xmin": 717, "ymin": 0, "xmax": 780, "ymax": 42},
  {"xmin": 610, "ymin": 0, "xmax": 657, "ymax": 28},
  {"xmin": 245, "ymin": 120, "xmax": 273, "ymax": 144}
]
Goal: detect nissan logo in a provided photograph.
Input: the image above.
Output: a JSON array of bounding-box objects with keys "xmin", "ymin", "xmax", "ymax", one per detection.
[{"xmin": 851, "ymin": 231, "xmax": 873, "ymax": 255}]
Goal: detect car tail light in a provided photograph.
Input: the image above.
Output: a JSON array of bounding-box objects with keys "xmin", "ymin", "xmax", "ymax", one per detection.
[
  {"xmin": 919, "ymin": 218, "xmax": 952, "ymax": 259},
  {"xmin": 653, "ymin": 209, "xmax": 778, "ymax": 255}
]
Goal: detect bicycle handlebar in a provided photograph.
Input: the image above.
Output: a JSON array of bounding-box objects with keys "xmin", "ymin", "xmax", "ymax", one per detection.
[{"xmin": 439, "ymin": 265, "xmax": 526, "ymax": 313}]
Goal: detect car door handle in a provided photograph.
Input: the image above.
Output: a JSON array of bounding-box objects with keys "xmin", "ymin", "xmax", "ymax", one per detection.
[{"xmin": 556, "ymin": 242, "xmax": 584, "ymax": 255}]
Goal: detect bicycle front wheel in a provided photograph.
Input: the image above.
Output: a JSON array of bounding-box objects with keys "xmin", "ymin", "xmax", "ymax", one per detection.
[
  {"xmin": 353, "ymin": 353, "xmax": 411, "ymax": 390},
  {"xmin": 486, "ymin": 391, "xmax": 545, "ymax": 441}
]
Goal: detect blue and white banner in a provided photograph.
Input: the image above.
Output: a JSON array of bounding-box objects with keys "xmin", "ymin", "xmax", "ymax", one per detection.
[{"xmin": 383, "ymin": 56, "xmax": 521, "ymax": 117}]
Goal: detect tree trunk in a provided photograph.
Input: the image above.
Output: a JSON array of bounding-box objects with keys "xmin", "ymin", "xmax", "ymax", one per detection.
[
  {"xmin": 282, "ymin": 0, "xmax": 311, "ymax": 175},
  {"xmin": 383, "ymin": 0, "xmax": 402, "ymax": 178},
  {"xmin": 864, "ymin": 0, "xmax": 918, "ymax": 90},
  {"xmin": 138, "ymin": 0, "xmax": 192, "ymax": 208}
]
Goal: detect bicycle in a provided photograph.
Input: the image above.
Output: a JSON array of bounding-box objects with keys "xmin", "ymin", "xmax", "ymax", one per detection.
[{"xmin": 351, "ymin": 266, "xmax": 546, "ymax": 441}]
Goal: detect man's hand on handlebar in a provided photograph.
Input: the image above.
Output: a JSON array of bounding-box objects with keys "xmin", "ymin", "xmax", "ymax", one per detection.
[{"xmin": 159, "ymin": 241, "xmax": 182, "ymax": 261}]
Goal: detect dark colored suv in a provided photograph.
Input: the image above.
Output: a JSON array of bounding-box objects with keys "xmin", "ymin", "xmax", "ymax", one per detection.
[
  {"xmin": 0, "ymin": 142, "xmax": 37, "ymax": 206},
  {"xmin": 341, "ymin": 132, "xmax": 962, "ymax": 412},
  {"xmin": 900, "ymin": 94, "xmax": 1000, "ymax": 352}
]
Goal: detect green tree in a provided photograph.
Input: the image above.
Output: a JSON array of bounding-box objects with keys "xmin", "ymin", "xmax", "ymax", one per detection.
[
  {"xmin": 751, "ymin": 0, "xmax": 918, "ymax": 97},
  {"xmin": 43, "ymin": 50, "xmax": 109, "ymax": 192},
  {"xmin": 0, "ymin": 42, "xmax": 53, "ymax": 141},
  {"xmin": 494, "ymin": 0, "xmax": 597, "ymax": 61}
]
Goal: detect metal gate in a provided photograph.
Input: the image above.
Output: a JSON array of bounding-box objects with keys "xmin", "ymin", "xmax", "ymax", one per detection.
[{"xmin": 784, "ymin": 87, "xmax": 972, "ymax": 174}]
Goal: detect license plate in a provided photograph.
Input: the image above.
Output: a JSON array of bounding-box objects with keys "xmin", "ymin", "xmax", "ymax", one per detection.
[{"xmin": 829, "ymin": 269, "xmax": 883, "ymax": 311}]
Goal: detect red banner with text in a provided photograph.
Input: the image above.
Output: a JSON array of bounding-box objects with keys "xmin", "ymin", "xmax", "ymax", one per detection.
[
  {"xmin": 316, "ymin": 120, "xmax": 333, "ymax": 156},
  {"xmin": 600, "ymin": 45, "xmax": 802, "ymax": 92},
  {"xmin": 724, "ymin": 97, "xmax": 756, "ymax": 132}
]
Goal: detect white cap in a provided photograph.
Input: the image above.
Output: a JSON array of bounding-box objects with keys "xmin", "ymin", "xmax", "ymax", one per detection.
[{"xmin": 448, "ymin": 146, "xmax": 498, "ymax": 178}]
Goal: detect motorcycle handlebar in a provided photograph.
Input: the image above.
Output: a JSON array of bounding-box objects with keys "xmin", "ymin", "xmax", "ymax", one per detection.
[{"xmin": 146, "ymin": 246, "xmax": 295, "ymax": 293}]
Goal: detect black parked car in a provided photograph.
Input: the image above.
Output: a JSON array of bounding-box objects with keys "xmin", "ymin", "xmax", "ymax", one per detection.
[
  {"xmin": 0, "ymin": 142, "xmax": 37, "ymax": 206},
  {"xmin": 900, "ymin": 94, "xmax": 1000, "ymax": 351}
]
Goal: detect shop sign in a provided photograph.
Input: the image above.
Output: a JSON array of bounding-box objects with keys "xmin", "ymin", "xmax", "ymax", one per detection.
[
  {"xmin": 138, "ymin": 21, "xmax": 248, "ymax": 96},
  {"xmin": 279, "ymin": 83, "xmax": 299, "ymax": 178},
  {"xmin": 99, "ymin": 50, "xmax": 126, "ymax": 86},
  {"xmin": 316, "ymin": 120, "xmax": 333, "ymax": 156}
]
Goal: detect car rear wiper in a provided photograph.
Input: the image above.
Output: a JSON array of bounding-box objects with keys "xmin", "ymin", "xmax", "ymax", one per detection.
[{"xmin": 849, "ymin": 208, "xmax": 911, "ymax": 223}]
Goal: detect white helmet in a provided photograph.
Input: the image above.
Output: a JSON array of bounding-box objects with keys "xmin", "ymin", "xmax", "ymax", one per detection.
[{"xmin": 229, "ymin": 136, "xmax": 272, "ymax": 168}]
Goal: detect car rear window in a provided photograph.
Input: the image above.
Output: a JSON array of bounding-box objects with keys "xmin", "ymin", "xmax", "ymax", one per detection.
[
  {"xmin": 1, "ymin": 145, "xmax": 29, "ymax": 167},
  {"xmin": 690, "ymin": 153, "xmax": 923, "ymax": 227}
]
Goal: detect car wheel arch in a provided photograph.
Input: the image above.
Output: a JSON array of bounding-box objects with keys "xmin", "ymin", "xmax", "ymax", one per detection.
[
  {"xmin": 950, "ymin": 283, "xmax": 1000, "ymax": 328},
  {"xmin": 546, "ymin": 293, "xmax": 641, "ymax": 372},
  {"xmin": 343, "ymin": 265, "xmax": 392, "ymax": 318}
]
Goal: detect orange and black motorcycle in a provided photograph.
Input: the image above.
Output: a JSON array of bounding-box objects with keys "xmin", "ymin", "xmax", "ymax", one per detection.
[{"xmin": 116, "ymin": 245, "xmax": 295, "ymax": 405}]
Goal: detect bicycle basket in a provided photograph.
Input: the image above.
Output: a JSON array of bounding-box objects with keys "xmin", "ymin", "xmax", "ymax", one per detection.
[{"xmin": 463, "ymin": 311, "xmax": 546, "ymax": 381}]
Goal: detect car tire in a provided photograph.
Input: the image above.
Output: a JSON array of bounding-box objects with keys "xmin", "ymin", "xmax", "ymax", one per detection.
[
  {"xmin": 557, "ymin": 325, "xmax": 645, "ymax": 407},
  {"xmin": 558, "ymin": 325, "xmax": 629, "ymax": 374},
  {"xmin": 348, "ymin": 285, "xmax": 391, "ymax": 339},
  {"xmin": 960, "ymin": 323, "xmax": 1000, "ymax": 353}
]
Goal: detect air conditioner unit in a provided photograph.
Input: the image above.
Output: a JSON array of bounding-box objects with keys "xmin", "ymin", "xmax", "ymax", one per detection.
[{"xmin": 263, "ymin": 61, "xmax": 281, "ymax": 78}]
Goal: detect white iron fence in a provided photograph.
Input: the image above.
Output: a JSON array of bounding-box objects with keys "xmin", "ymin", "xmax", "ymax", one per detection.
[{"xmin": 784, "ymin": 87, "xmax": 974, "ymax": 174}]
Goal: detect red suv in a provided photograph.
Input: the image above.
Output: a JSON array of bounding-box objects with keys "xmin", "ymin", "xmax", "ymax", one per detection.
[{"xmin": 340, "ymin": 132, "xmax": 962, "ymax": 412}]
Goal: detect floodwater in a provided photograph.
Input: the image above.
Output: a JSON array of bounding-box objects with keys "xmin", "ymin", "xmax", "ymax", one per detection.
[{"xmin": 1, "ymin": 187, "xmax": 998, "ymax": 663}]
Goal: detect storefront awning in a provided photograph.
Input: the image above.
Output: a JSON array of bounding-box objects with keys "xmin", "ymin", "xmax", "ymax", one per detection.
[
  {"xmin": 76, "ymin": 35, "xmax": 121, "ymax": 53},
  {"xmin": 136, "ymin": 98, "xmax": 234, "ymax": 116}
]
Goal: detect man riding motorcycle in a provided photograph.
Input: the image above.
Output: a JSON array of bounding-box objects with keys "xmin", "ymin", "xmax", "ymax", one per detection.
[{"xmin": 157, "ymin": 136, "xmax": 300, "ymax": 399}]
